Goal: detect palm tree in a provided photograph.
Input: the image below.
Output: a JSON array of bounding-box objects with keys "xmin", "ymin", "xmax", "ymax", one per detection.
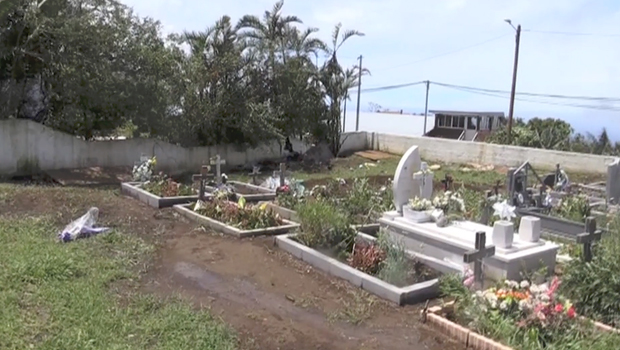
[
  {"xmin": 341, "ymin": 65, "xmax": 370, "ymax": 132},
  {"xmin": 236, "ymin": 1, "xmax": 302, "ymax": 72},
  {"xmin": 319, "ymin": 23, "xmax": 364, "ymax": 154}
]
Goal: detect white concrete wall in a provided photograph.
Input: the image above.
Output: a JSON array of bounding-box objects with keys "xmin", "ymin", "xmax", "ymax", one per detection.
[
  {"xmin": 367, "ymin": 132, "xmax": 615, "ymax": 174},
  {"xmin": 0, "ymin": 119, "xmax": 368, "ymax": 175}
]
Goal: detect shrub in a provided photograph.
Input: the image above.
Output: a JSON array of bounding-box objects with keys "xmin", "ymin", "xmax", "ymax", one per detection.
[
  {"xmin": 560, "ymin": 217, "xmax": 620, "ymax": 326},
  {"xmin": 295, "ymin": 199, "xmax": 355, "ymax": 253},
  {"xmin": 195, "ymin": 198, "xmax": 283, "ymax": 230},
  {"xmin": 142, "ymin": 173, "xmax": 194, "ymax": 197}
]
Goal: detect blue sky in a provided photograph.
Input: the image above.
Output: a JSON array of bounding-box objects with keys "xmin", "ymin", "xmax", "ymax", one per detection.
[{"xmin": 122, "ymin": 0, "xmax": 620, "ymax": 140}]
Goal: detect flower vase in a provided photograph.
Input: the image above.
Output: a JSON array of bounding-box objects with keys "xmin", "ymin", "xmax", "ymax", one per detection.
[
  {"xmin": 492, "ymin": 220, "xmax": 514, "ymax": 249},
  {"xmin": 402, "ymin": 205, "xmax": 431, "ymax": 223}
]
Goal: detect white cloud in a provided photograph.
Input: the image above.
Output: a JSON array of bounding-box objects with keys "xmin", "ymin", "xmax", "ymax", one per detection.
[{"xmin": 121, "ymin": 0, "xmax": 620, "ymax": 138}]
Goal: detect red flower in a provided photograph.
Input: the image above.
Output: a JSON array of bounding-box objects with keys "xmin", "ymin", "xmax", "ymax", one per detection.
[
  {"xmin": 554, "ymin": 303, "xmax": 563, "ymax": 313},
  {"xmin": 567, "ymin": 306, "xmax": 576, "ymax": 318}
]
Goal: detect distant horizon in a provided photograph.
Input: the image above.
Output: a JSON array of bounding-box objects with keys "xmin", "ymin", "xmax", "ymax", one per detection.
[{"xmin": 346, "ymin": 106, "xmax": 620, "ymax": 142}]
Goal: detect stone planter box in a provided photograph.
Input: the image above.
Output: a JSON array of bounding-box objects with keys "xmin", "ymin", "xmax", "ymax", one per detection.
[
  {"xmin": 205, "ymin": 181, "xmax": 276, "ymax": 202},
  {"xmin": 402, "ymin": 205, "xmax": 431, "ymax": 223},
  {"xmin": 424, "ymin": 302, "xmax": 619, "ymax": 350},
  {"xmin": 121, "ymin": 182, "xmax": 199, "ymax": 209},
  {"xmin": 173, "ymin": 203, "xmax": 299, "ymax": 238},
  {"xmin": 261, "ymin": 202, "xmax": 299, "ymax": 222},
  {"xmin": 275, "ymin": 232, "xmax": 461, "ymax": 305}
]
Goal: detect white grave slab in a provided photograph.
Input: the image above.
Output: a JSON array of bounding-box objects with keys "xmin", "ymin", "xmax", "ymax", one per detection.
[
  {"xmin": 392, "ymin": 145, "xmax": 422, "ymax": 213},
  {"xmin": 378, "ymin": 215, "xmax": 559, "ymax": 281}
]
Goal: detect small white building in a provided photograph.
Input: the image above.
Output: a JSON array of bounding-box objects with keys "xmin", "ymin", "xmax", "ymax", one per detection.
[{"xmin": 425, "ymin": 110, "xmax": 504, "ymax": 141}]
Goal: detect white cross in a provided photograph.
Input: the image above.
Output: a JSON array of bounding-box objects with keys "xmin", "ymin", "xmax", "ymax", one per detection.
[{"xmin": 210, "ymin": 155, "xmax": 226, "ymax": 185}]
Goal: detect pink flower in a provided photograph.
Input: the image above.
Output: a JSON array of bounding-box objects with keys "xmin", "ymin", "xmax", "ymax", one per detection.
[
  {"xmin": 463, "ymin": 275, "xmax": 474, "ymax": 288},
  {"xmin": 554, "ymin": 303, "xmax": 563, "ymax": 313},
  {"xmin": 547, "ymin": 277, "xmax": 561, "ymax": 297},
  {"xmin": 567, "ymin": 306, "xmax": 576, "ymax": 318}
]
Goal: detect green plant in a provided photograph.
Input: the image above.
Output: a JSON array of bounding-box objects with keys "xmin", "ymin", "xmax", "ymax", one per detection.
[
  {"xmin": 341, "ymin": 178, "xmax": 394, "ymax": 223},
  {"xmin": 552, "ymin": 194, "xmax": 591, "ymax": 223},
  {"xmin": 142, "ymin": 173, "xmax": 194, "ymax": 197},
  {"xmin": 195, "ymin": 198, "xmax": 283, "ymax": 230},
  {"xmin": 375, "ymin": 232, "xmax": 412, "ymax": 286},
  {"xmin": 560, "ymin": 217, "xmax": 620, "ymax": 327},
  {"xmin": 295, "ymin": 199, "xmax": 355, "ymax": 253}
]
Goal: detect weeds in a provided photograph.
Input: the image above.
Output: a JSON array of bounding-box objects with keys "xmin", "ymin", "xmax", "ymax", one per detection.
[{"xmin": 295, "ymin": 199, "xmax": 356, "ymax": 253}]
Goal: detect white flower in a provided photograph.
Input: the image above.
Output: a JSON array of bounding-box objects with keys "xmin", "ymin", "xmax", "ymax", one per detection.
[
  {"xmin": 518, "ymin": 299, "xmax": 530, "ymax": 311},
  {"xmin": 520, "ymin": 280, "xmax": 530, "ymax": 289},
  {"xmin": 539, "ymin": 294, "xmax": 550, "ymax": 302},
  {"xmin": 489, "ymin": 300, "xmax": 498, "ymax": 309},
  {"xmin": 499, "ymin": 301, "xmax": 509, "ymax": 311},
  {"xmin": 504, "ymin": 280, "xmax": 519, "ymax": 289}
]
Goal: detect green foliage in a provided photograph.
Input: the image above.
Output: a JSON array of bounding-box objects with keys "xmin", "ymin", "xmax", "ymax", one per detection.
[
  {"xmin": 551, "ymin": 194, "xmax": 591, "ymax": 223},
  {"xmin": 560, "ymin": 217, "xmax": 620, "ymax": 327},
  {"xmin": 142, "ymin": 174, "xmax": 194, "ymax": 197},
  {"xmin": 1, "ymin": 0, "xmax": 364, "ymax": 152},
  {"xmin": 295, "ymin": 199, "xmax": 355, "ymax": 252},
  {"xmin": 487, "ymin": 118, "xmax": 620, "ymax": 156}
]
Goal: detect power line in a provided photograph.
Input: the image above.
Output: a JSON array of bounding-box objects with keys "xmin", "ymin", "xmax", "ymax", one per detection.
[
  {"xmin": 431, "ymin": 82, "xmax": 620, "ymax": 102},
  {"xmin": 350, "ymin": 81, "xmax": 426, "ymax": 93},
  {"xmin": 436, "ymin": 83, "xmax": 620, "ymax": 112},
  {"xmin": 372, "ymin": 34, "xmax": 509, "ymax": 73},
  {"xmin": 524, "ymin": 29, "xmax": 620, "ymax": 38}
]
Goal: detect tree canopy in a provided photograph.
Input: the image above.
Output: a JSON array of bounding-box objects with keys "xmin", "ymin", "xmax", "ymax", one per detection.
[{"xmin": 0, "ymin": 0, "xmax": 367, "ymax": 154}]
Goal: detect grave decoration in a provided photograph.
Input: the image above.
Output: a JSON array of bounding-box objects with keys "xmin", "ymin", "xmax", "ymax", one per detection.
[
  {"xmin": 402, "ymin": 162, "xmax": 435, "ymax": 223},
  {"xmin": 379, "ymin": 145, "xmax": 559, "ymax": 281},
  {"xmin": 132, "ymin": 155, "xmax": 156, "ymax": 182},
  {"xmin": 425, "ymin": 275, "xmax": 619, "ymax": 350}
]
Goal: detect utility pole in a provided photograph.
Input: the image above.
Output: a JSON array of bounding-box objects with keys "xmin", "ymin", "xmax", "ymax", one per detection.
[
  {"xmin": 505, "ymin": 20, "xmax": 521, "ymax": 144},
  {"xmin": 423, "ymin": 80, "xmax": 430, "ymax": 135},
  {"xmin": 355, "ymin": 55, "xmax": 363, "ymax": 132}
]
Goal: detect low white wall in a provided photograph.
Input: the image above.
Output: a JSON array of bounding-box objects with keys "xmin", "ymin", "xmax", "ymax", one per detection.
[
  {"xmin": 368, "ymin": 132, "xmax": 614, "ymax": 174},
  {"xmin": 0, "ymin": 119, "xmax": 368, "ymax": 175}
]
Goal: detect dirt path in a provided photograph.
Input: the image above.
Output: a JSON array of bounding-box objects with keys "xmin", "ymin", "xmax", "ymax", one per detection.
[
  {"xmin": 1, "ymin": 184, "xmax": 460, "ymax": 350},
  {"xmin": 145, "ymin": 231, "xmax": 460, "ymax": 350}
]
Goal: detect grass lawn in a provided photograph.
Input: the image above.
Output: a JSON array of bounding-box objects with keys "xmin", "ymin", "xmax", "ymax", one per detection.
[{"xmin": 0, "ymin": 213, "xmax": 237, "ymax": 350}]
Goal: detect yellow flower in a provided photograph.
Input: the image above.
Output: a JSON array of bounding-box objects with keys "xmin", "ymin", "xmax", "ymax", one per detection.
[{"xmin": 259, "ymin": 202, "xmax": 268, "ymax": 211}]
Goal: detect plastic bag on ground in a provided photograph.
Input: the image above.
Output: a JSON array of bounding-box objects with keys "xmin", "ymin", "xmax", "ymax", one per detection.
[{"xmin": 58, "ymin": 207, "xmax": 111, "ymax": 243}]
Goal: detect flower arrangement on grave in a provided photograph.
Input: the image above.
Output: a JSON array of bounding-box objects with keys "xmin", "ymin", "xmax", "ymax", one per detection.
[
  {"xmin": 430, "ymin": 191, "xmax": 466, "ymax": 226},
  {"xmin": 275, "ymin": 179, "xmax": 306, "ymax": 210},
  {"xmin": 142, "ymin": 172, "xmax": 194, "ymax": 197},
  {"xmin": 194, "ymin": 196, "xmax": 284, "ymax": 230},
  {"xmin": 472, "ymin": 277, "xmax": 577, "ymax": 329},
  {"xmin": 132, "ymin": 156, "xmax": 157, "ymax": 182},
  {"xmin": 408, "ymin": 197, "xmax": 434, "ymax": 211},
  {"xmin": 435, "ymin": 275, "xmax": 619, "ymax": 350}
]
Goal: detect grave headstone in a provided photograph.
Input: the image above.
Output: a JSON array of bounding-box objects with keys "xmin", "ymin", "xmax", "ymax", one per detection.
[
  {"xmin": 441, "ymin": 174, "xmax": 453, "ymax": 192},
  {"xmin": 607, "ymin": 158, "xmax": 620, "ymax": 204},
  {"xmin": 392, "ymin": 145, "xmax": 422, "ymax": 213},
  {"xmin": 210, "ymin": 155, "xmax": 226, "ymax": 185},
  {"xmin": 273, "ymin": 163, "xmax": 291, "ymax": 187},
  {"xmin": 463, "ymin": 231, "xmax": 496, "ymax": 287},
  {"xmin": 412, "ymin": 162, "xmax": 433, "ymax": 199},
  {"xmin": 249, "ymin": 166, "xmax": 261, "ymax": 185},
  {"xmin": 576, "ymin": 216, "xmax": 602, "ymax": 262},
  {"xmin": 192, "ymin": 165, "xmax": 214, "ymax": 201}
]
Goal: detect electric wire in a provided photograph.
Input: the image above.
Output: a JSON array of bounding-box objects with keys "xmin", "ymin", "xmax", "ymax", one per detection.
[
  {"xmin": 372, "ymin": 34, "xmax": 509, "ymax": 73},
  {"xmin": 523, "ymin": 29, "xmax": 620, "ymax": 37}
]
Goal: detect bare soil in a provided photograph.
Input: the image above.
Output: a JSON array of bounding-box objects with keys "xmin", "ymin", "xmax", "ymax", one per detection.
[{"xmin": 1, "ymin": 184, "xmax": 460, "ymax": 350}]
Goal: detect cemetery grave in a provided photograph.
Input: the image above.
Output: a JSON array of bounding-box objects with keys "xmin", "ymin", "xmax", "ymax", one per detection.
[
  {"xmin": 275, "ymin": 196, "xmax": 460, "ymax": 304},
  {"xmin": 198, "ymin": 155, "xmax": 277, "ymax": 201},
  {"xmin": 121, "ymin": 155, "xmax": 199, "ymax": 208},
  {"xmin": 378, "ymin": 145, "xmax": 560, "ymax": 282},
  {"xmin": 424, "ymin": 275, "xmax": 620, "ymax": 350}
]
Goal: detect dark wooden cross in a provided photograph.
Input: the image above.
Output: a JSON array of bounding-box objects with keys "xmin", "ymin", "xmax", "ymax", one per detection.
[
  {"xmin": 463, "ymin": 231, "xmax": 496, "ymax": 288},
  {"xmin": 576, "ymin": 216, "xmax": 602, "ymax": 262},
  {"xmin": 248, "ymin": 166, "xmax": 261, "ymax": 185},
  {"xmin": 441, "ymin": 174, "xmax": 453, "ymax": 191},
  {"xmin": 192, "ymin": 165, "xmax": 214, "ymax": 201},
  {"xmin": 273, "ymin": 162, "xmax": 291, "ymax": 187}
]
